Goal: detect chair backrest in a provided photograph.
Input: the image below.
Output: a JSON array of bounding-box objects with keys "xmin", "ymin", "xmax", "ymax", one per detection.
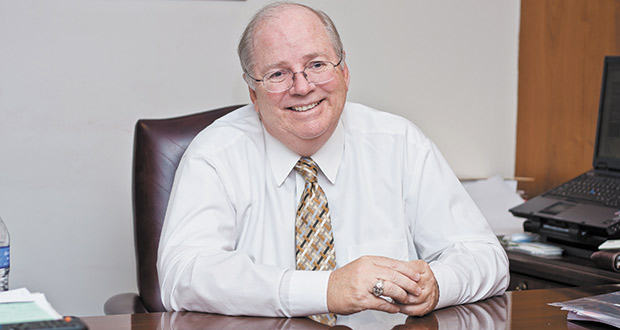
[{"xmin": 132, "ymin": 105, "xmax": 244, "ymax": 312}]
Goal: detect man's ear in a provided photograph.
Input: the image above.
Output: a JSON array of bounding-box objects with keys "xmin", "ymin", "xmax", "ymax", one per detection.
[
  {"xmin": 342, "ymin": 51, "xmax": 350, "ymax": 88},
  {"xmin": 249, "ymin": 86, "xmax": 258, "ymax": 107},
  {"xmin": 244, "ymin": 73, "xmax": 259, "ymax": 108}
]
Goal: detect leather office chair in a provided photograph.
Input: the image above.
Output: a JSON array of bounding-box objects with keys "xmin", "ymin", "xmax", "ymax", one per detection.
[{"xmin": 104, "ymin": 105, "xmax": 244, "ymax": 314}]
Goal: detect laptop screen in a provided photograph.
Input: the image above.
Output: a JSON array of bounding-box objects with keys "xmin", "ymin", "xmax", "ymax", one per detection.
[{"xmin": 594, "ymin": 57, "xmax": 620, "ymax": 171}]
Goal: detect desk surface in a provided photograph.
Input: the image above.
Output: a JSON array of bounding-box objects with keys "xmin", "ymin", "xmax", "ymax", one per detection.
[{"xmin": 82, "ymin": 284, "xmax": 620, "ymax": 330}]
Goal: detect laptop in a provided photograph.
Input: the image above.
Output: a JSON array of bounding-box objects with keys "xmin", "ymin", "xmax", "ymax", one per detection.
[{"xmin": 509, "ymin": 56, "xmax": 620, "ymax": 250}]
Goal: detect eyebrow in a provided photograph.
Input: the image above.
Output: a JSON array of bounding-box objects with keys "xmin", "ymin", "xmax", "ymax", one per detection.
[{"xmin": 260, "ymin": 52, "xmax": 329, "ymax": 73}]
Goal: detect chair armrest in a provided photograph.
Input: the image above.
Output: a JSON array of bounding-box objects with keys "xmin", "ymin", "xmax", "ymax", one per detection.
[{"xmin": 104, "ymin": 292, "xmax": 149, "ymax": 315}]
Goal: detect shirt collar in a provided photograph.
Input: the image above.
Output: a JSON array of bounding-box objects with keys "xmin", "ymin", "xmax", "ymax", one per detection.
[{"xmin": 265, "ymin": 118, "xmax": 344, "ymax": 186}]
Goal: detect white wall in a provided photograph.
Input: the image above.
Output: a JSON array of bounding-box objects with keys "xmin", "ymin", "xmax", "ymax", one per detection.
[{"xmin": 0, "ymin": 0, "xmax": 520, "ymax": 316}]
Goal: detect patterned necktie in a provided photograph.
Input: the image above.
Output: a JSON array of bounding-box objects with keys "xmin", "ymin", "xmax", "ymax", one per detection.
[{"xmin": 294, "ymin": 157, "xmax": 337, "ymax": 326}]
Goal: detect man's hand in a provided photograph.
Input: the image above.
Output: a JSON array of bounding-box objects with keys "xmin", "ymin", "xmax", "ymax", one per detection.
[
  {"xmin": 395, "ymin": 260, "xmax": 439, "ymax": 316},
  {"xmin": 326, "ymin": 256, "xmax": 439, "ymax": 316}
]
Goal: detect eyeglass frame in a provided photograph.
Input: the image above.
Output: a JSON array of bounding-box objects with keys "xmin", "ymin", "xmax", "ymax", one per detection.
[{"xmin": 244, "ymin": 51, "xmax": 345, "ymax": 93}]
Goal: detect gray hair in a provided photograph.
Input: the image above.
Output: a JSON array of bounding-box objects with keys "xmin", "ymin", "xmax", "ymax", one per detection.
[{"xmin": 237, "ymin": 2, "xmax": 344, "ymax": 89}]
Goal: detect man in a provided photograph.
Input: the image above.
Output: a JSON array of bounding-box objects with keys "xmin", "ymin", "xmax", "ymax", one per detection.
[{"xmin": 157, "ymin": 1, "xmax": 509, "ymax": 320}]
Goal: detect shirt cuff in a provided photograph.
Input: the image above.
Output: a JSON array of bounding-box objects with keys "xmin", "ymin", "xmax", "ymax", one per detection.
[
  {"xmin": 429, "ymin": 261, "xmax": 460, "ymax": 310},
  {"xmin": 287, "ymin": 270, "xmax": 332, "ymax": 316}
]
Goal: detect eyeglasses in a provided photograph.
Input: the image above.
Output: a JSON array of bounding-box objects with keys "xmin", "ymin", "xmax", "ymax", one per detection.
[{"xmin": 245, "ymin": 52, "xmax": 344, "ymax": 93}]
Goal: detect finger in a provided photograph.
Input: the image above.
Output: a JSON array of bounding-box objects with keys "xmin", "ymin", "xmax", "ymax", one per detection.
[
  {"xmin": 407, "ymin": 260, "xmax": 433, "ymax": 279},
  {"xmin": 406, "ymin": 260, "xmax": 436, "ymax": 297},
  {"xmin": 401, "ymin": 270, "xmax": 440, "ymax": 313},
  {"xmin": 405, "ymin": 288, "xmax": 429, "ymax": 305},
  {"xmin": 405, "ymin": 275, "xmax": 428, "ymax": 298},
  {"xmin": 370, "ymin": 256, "xmax": 421, "ymax": 282},
  {"xmin": 371, "ymin": 279, "xmax": 409, "ymax": 304},
  {"xmin": 327, "ymin": 257, "xmax": 413, "ymax": 315},
  {"xmin": 396, "ymin": 299, "xmax": 435, "ymax": 316},
  {"xmin": 367, "ymin": 295, "xmax": 400, "ymax": 314},
  {"xmin": 398, "ymin": 284, "xmax": 436, "ymax": 314},
  {"xmin": 399, "ymin": 283, "xmax": 438, "ymax": 316},
  {"xmin": 372, "ymin": 270, "xmax": 420, "ymax": 302}
]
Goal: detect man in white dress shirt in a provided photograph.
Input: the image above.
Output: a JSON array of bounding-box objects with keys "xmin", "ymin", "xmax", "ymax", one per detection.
[{"xmin": 157, "ymin": 1, "xmax": 509, "ymax": 319}]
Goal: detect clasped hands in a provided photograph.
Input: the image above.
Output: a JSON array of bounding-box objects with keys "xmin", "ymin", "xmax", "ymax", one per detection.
[{"xmin": 326, "ymin": 256, "xmax": 439, "ymax": 316}]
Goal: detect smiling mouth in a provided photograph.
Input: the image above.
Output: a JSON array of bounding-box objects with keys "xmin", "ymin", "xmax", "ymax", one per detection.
[{"xmin": 289, "ymin": 100, "xmax": 322, "ymax": 112}]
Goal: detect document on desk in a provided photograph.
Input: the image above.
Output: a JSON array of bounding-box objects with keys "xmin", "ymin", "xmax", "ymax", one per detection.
[
  {"xmin": 549, "ymin": 290, "xmax": 620, "ymax": 328},
  {"xmin": 0, "ymin": 288, "xmax": 62, "ymax": 324}
]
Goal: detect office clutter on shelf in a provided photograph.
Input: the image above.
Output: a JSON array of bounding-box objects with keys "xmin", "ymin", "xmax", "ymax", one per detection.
[
  {"xmin": 502, "ymin": 239, "xmax": 564, "ymax": 258},
  {"xmin": 592, "ymin": 240, "xmax": 620, "ymax": 272}
]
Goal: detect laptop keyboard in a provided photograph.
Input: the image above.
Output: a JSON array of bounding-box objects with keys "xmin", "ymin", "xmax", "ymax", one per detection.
[{"xmin": 546, "ymin": 173, "xmax": 620, "ymax": 208}]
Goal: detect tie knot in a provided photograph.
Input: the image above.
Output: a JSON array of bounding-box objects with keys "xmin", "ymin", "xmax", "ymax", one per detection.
[{"xmin": 294, "ymin": 157, "xmax": 318, "ymax": 183}]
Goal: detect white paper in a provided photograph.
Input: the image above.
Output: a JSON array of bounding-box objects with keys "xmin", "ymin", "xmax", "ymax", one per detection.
[
  {"xmin": 598, "ymin": 240, "xmax": 620, "ymax": 250},
  {"xmin": 462, "ymin": 175, "xmax": 526, "ymax": 235},
  {"xmin": 0, "ymin": 288, "xmax": 62, "ymax": 324}
]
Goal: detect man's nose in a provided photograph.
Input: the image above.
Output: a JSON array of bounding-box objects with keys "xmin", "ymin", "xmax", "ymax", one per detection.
[{"xmin": 289, "ymin": 71, "xmax": 315, "ymax": 95}]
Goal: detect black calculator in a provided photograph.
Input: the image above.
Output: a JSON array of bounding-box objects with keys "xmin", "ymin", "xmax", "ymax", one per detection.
[{"xmin": 0, "ymin": 316, "xmax": 88, "ymax": 330}]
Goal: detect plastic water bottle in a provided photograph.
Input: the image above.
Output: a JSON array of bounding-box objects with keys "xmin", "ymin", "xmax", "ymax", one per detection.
[{"xmin": 0, "ymin": 216, "xmax": 9, "ymax": 291}]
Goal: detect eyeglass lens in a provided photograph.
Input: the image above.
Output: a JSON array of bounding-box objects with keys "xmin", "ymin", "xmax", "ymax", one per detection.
[{"xmin": 264, "ymin": 63, "xmax": 337, "ymax": 93}]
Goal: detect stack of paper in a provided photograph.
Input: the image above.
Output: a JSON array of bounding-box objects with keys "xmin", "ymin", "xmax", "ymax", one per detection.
[
  {"xmin": 505, "ymin": 241, "xmax": 564, "ymax": 258},
  {"xmin": 549, "ymin": 291, "xmax": 620, "ymax": 328},
  {"xmin": 461, "ymin": 175, "xmax": 526, "ymax": 236},
  {"xmin": 0, "ymin": 288, "xmax": 62, "ymax": 324}
]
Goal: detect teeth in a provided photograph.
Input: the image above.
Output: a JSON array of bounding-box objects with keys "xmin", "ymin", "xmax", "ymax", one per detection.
[{"xmin": 291, "ymin": 102, "xmax": 319, "ymax": 112}]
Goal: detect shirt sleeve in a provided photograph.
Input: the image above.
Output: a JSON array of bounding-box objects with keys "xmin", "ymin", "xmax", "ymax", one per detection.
[
  {"xmin": 157, "ymin": 153, "xmax": 330, "ymax": 317},
  {"xmin": 404, "ymin": 135, "xmax": 509, "ymax": 309}
]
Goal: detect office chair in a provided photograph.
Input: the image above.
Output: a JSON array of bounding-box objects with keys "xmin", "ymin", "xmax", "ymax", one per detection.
[{"xmin": 104, "ymin": 104, "xmax": 244, "ymax": 314}]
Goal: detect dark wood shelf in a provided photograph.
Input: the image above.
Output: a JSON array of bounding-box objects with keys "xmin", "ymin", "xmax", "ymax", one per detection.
[{"xmin": 507, "ymin": 250, "xmax": 620, "ymax": 290}]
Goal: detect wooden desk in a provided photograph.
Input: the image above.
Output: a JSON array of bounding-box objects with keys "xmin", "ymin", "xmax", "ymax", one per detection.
[
  {"xmin": 507, "ymin": 250, "xmax": 620, "ymax": 290},
  {"xmin": 81, "ymin": 285, "xmax": 620, "ymax": 330}
]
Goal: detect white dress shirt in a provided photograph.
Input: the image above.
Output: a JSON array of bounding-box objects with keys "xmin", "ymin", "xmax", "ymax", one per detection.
[{"xmin": 157, "ymin": 102, "xmax": 509, "ymax": 317}]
